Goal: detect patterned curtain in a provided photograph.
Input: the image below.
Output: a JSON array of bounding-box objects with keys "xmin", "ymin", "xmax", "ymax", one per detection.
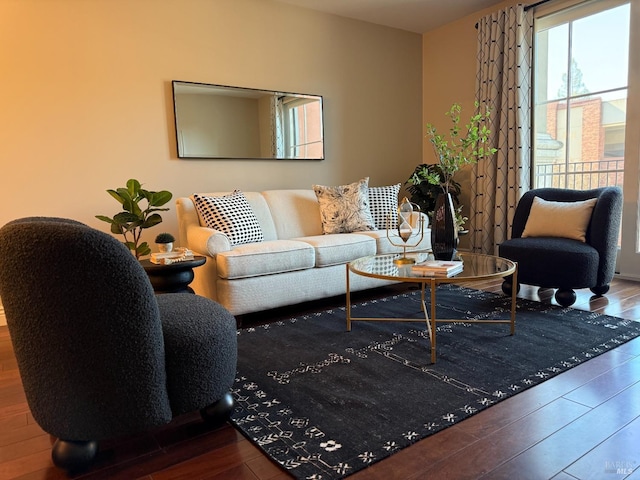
[{"xmin": 470, "ymin": 4, "xmax": 533, "ymax": 255}]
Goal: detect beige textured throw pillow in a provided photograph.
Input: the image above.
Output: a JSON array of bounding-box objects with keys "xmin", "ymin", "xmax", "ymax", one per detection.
[
  {"xmin": 313, "ymin": 177, "xmax": 376, "ymax": 234},
  {"xmin": 521, "ymin": 196, "xmax": 598, "ymax": 242}
]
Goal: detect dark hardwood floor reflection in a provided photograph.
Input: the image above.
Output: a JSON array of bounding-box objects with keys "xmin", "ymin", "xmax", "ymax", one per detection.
[{"xmin": 1, "ymin": 277, "xmax": 639, "ymax": 479}]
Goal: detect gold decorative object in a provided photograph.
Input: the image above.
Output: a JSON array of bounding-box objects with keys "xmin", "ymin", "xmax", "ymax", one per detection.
[{"xmin": 386, "ymin": 197, "xmax": 424, "ymax": 264}]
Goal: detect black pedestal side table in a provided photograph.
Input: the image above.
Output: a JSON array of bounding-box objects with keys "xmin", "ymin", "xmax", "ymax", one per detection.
[{"xmin": 140, "ymin": 256, "xmax": 206, "ymax": 294}]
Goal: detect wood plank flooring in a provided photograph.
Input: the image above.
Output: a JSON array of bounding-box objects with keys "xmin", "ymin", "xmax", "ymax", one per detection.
[{"xmin": 1, "ymin": 277, "xmax": 639, "ymax": 479}]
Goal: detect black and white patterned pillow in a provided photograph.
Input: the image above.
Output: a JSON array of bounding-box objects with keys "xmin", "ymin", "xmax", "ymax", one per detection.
[
  {"xmin": 312, "ymin": 177, "xmax": 376, "ymax": 234},
  {"xmin": 369, "ymin": 183, "xmax": 401, "ymax": 230},
  {"xmin": 193, "ymin": 191, "xmax": 264, "ymax": 246}
]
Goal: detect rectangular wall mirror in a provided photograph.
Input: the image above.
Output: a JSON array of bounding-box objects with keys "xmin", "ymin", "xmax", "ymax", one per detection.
[{"xmin": 172, "ymin": 81, "xmax": 324, "ymax": 160}]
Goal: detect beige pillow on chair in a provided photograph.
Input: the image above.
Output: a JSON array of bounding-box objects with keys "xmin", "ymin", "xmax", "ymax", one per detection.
[{"xmin": 521, "ymin": 196, "xmax": 598, "ymax": 242}]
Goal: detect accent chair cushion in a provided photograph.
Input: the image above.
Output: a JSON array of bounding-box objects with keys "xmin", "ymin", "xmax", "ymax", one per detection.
[
  {"xmin": 368, "ymin": 183, "xmax": 401, "ymax": 230},
  {"xmin": 312, "ymin": 178, "xmax": 376, "ymax": 234},
  {"xmin": 521, "ymin": 196, "xmax": 597, "ymax": 242},
  {"xmin": 193, "ymin": 191, "xmax": 264, "ymax": 246},
  {"xmin": 499, "ymin": 236, "xmax": 599, "ymax": 288}
]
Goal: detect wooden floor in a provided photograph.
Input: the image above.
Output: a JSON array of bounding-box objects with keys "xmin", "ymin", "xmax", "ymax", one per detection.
[{"xmin": 1, "ymin": 277, "xmax": 640, "ymax": 480}]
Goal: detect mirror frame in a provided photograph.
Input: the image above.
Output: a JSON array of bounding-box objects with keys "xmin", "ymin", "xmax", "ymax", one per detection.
[{"xmin": 172, "ymin": 80, "xmax": 325, "ymax": 160}]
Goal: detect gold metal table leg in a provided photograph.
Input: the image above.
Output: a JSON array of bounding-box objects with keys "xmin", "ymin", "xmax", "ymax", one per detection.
[
  {"xmin": 430, "ymin": 279, "xmax": 437, "ymax": 364},
  {"xmin": 419, "ymin": 282, "xmax": 436, "ymax": 364},
  {"xmin": 510, "ymin": 263, "xmax": 518, "ymax": 335},
  {"xmin": 346, "ymin": 263, "xmax": 352, "ymax": 332}
]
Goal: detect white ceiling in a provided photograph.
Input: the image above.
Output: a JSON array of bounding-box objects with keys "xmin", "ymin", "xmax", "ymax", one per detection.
[{"xmin": 274, "ymin": 0, "xmax": 505, "ymax": 34}]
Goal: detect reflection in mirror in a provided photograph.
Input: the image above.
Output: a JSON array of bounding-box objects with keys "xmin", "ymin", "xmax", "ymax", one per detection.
[{"xmin": 172, "ymin": 81, "xmax": 324, "ymax": 160}]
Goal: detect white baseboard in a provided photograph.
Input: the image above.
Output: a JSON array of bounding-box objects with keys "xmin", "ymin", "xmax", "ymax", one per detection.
[{"xmin": 615, "ymin": 272, "xmax": 640, "ymax": 282}]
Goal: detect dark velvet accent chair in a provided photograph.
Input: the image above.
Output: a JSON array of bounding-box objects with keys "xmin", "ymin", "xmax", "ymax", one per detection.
[
  {"xmin": 498, "ymin": 187, "xmax": 622, "ymax": 307},
  {"xmin": 0, "ymin": 217, "xmax": 238, "ymax": 474}
]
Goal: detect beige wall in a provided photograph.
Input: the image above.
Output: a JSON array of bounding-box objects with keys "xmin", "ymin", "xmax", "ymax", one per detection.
[
  {"xmin": 0, "ymin": 0, "xmax": 423, "ymax": 326},
  {"xmin": 0, "ymin": 0, "xmax": 422, "ymax": 239}
]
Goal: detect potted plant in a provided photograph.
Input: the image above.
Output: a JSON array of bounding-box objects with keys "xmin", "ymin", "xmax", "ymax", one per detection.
[
  {"xmin": 155, "ymin": 232, "xmax": 175, "ymax": 253},
  {"xmin": 406, "ymin": 163, "xmax": 464, "ymax": 228},
  {"xmin": 96, "ymin": 179, "xmax": 173, "ymax": 259},
  {"xmin": 409, "ymin": 102, "xmax": 495, "ymax": 259}
]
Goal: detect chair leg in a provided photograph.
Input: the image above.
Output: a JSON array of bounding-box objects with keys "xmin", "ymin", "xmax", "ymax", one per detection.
[
  {"xmin": 51, "ymin": 438, "xmax": 98, "ymax": 474},
  {"xmin": 201, "ymin": 392, "xmax": 234, "ymax": 426},
  {"xmin": 555, "ymin": 288, "xmax": 577, "ymax": 307},
  {"xmin": 590, "ymin": 284, "xmax": 610, "ymax": 296},
  {"xmin": 501, "ymin": 277, "xmax": 520, "ymax": 296}
]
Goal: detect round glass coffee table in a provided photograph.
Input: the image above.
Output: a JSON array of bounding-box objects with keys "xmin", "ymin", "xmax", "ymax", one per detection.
[{"xmin": 346, "ymin": 251, "xmax": 518, "ymax": 363}]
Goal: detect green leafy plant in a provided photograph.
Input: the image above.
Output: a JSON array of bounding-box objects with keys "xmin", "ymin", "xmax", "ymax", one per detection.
[
  {"xmin": 155, "ymin": 232, "xmax": 175, "ymax": 244},
  {"xmin": 406, "ymin": 163, "xmax": 461, "ymax": 216},
  {"xmin": 406, "ymin": 102, "xmax": 496, "ymax": 230},
  {"xmin": 406, "ymin": 164, "xmax": 468, "ymax": 230},
  {"xmin": 96, "ymin": 179, "xmax": 173, "ymax": 259},
  {"xmin": 421, "ymin": 101, "xmax": 496, "ymax": 195}
]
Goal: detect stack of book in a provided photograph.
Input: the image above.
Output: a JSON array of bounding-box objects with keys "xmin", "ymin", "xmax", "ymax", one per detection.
[{"xmin": 411, "ymin": 260, "xmax": 464, "ymax": 277}]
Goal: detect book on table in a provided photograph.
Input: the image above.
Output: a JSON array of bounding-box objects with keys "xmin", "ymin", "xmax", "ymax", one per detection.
[{"xmin": 411, "ymin": 260, "xmax": 464, "ymax": 277}]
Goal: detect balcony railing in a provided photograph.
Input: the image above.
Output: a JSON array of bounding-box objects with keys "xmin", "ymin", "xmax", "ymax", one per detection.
[{"xmin": 534, "ymin": 158, "xmax": 624, "ymax": 190}]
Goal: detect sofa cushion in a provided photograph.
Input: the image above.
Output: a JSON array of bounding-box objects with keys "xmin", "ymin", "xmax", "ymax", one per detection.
[
  {"xmin": 260, "ymin": 190, "xmax": 323, "ymax": 239},
  {"xmin": 312, "ymin": 178, "xmax": 376, "ymax": 234},
  {"xmin": 294, "ymin": 234, "xmax": 376, "ymax": 267},
  {"xmin": 193, "ymin": 191, "xmax": 264, "ymax": 246},
  {"xmin": 216, "ymin": 240, "xmax": 315, "ymax": 279},
  {"xmin": 522, "ymin": 196, "xmax": 597, "ymax": 242},
  {"xmin": 369, "ymin": 183, "xmax": 401, "ymax": 230}
]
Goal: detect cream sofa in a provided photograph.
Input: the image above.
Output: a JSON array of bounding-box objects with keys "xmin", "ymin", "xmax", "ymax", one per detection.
[{"xmin": 176, "ymin": 189, "xmax": 431, "ymax": 316}]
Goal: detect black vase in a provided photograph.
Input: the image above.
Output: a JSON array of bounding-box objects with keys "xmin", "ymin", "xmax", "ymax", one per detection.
[{"xmin": 431, "ymin": 193, "xmax": 459, "ymax": 261}]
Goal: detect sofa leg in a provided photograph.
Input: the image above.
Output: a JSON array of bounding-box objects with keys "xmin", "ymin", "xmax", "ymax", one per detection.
[
  {"xmin": 51, "ymin": 438, "xmax": 98, "ymax": 474},
  {"xmin": 555, "ymin": 288, "xmax": 576, "ymax": 307},
  {"xmin": 590, "ymin": 284, "xmax": 610, "ymax": 296},
  {"xmin": 201, "ymin": 392, "xmax": 234, "ymax": 426}
]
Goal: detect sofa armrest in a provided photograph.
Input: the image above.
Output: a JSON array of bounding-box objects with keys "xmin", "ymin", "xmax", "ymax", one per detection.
[
  {"xmin": 177, "ymin": 196, "xmax": 232, "ymax": 256},
  {"xmin": 186, "ymin": 225, "xmax": 232, "ymax": 256}
]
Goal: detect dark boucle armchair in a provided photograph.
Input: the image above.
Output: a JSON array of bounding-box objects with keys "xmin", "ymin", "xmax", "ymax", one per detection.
[
  {"xmin": 499, "ymin": 187, "xmax": 622, "ymax": 307},
  {"xmin": 0, "ymin": 217, "xmax": 238, "ymax": 473}
]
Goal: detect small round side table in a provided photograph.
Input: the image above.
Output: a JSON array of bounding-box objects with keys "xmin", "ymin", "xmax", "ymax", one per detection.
[{"xmin": 140, "ymin": 256, "xmax": 206, "ymax": 294}]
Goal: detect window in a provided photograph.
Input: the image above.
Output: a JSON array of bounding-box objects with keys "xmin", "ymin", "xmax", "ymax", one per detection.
[
  {"xmin": 532, "ymin": 0, "xmax": 630, "ymax": 191},
  {"xmin": 283, "ymin": 97, "xmax": 323, "ymax": 159}
]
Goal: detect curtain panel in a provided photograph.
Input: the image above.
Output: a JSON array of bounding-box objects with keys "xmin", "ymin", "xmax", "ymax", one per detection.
[{"xmin": 470, "ymin": 4, "xmax": 533, "ymax": 255}]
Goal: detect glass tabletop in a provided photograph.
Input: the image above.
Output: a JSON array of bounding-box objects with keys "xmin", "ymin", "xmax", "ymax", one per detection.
[{"xmin": 348, "ymin": 251, "xmax": 516, "ymax": 283}]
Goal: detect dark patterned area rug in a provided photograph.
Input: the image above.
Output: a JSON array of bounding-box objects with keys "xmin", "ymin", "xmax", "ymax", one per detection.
[{"xmin": 229, "ymin": 285, "xmax": 640, "ymax": 479}]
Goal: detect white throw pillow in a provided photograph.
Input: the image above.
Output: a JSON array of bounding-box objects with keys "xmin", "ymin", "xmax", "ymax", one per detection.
[
  {"xmin": 313, "ymin": 177, "xmax": 376, "ymax": 234},
  {"xmin": 193, "ymin": 191, "xmax": 264, "ymax": 246},
  {"xmin": 521, "ymin": 196, "xmax": 598, "ymax": 242},
  {"xmin": 369, "ymin": 183, "xmax": 401, "ymax": 230}
]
